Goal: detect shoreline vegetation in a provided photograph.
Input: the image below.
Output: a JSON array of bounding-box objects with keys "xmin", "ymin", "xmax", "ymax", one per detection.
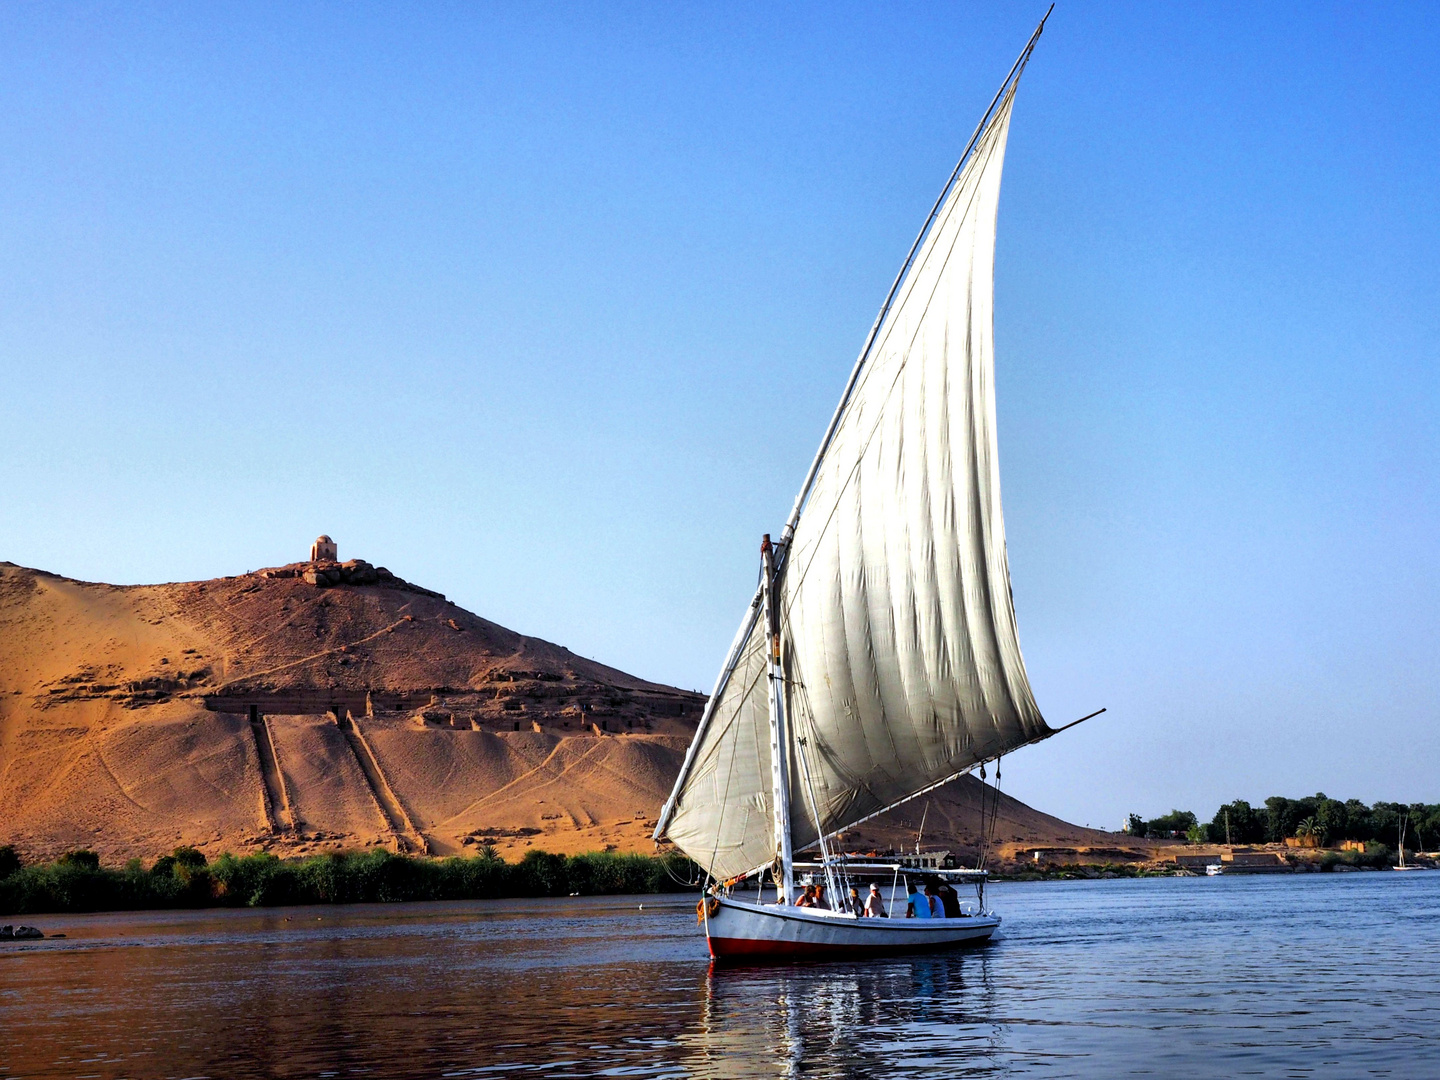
[
  {"xmin": 0, "ymin": 845, "xmax": 699, "ymax": 918},
  {"xmin": 996, "ymin": 846, "xmax": 1405, "ymax": 882},
  {"xmin": 1124, "ymin": 794, "xmax": 1440, "ymax": 848},
  {"xmin": 6, "ymin": 794, "xmax": 1434, "ymax": 918},
  {"xmin": 3, "ymin": 841, "xmax": 1424, "ymax": 921}
]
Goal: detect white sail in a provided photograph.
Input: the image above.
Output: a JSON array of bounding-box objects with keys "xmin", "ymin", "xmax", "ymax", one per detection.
[
  {"xmin": 659, "ymin": 64, "xmax": 1047, "ymax": 884},
  {"xmin": 660, "ymin": 610, "xmax": 779, "ymax": 880},
  {"xmin": 778, "ymin": 80, "xmax": 1046, "ymax": 854}
]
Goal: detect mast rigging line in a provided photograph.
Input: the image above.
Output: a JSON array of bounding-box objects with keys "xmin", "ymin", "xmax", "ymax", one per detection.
[
  {"xmin": 979, "ymin": 757, "xmax": 1002, "ymax": 871},
  {"xmin": 809, "ymin": 706, "xmax": 1105, "ymax": 843},
  {"xmin": 652, "ymin": 9, "xmax": 1053, "ymax": 845},
  {"xmin": 680, "ymin": 702, "xmax": 1104, "ymax": 879},
  {"xmin": 716, "ymin": 697, "xmax": 1092, "ymax": 886}
]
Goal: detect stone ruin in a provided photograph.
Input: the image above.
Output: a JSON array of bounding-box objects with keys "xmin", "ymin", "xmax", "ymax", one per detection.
[
  {"xmin": 254, "ymin": 562, "xmax": 442, "ymax": 598},
  {"xmin": 302, "ymin": 559, "xmax": 391, "ymax": 588}
]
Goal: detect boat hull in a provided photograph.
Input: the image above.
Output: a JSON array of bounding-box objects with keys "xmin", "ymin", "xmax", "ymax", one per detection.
[{"xmin": 704, "ymin": 896, "xmax": 999, "ymax": 962}]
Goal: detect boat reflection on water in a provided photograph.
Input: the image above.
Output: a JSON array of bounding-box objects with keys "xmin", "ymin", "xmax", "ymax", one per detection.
[{"xmin": 680, "ymin": 952, "xmax": 1006, "ymax": 1078}]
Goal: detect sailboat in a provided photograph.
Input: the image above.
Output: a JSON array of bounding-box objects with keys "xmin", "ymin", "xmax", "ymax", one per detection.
[
  {"xmin": 654, "ymin": 10, "xmax": 1093, "ymax": 962},
  {"xmin": 1394, "ymin": 814, "xmax": 1427, "ymax": 871}
]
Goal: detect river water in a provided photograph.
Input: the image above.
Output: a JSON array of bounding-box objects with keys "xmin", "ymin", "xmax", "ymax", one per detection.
[{"xmin": 2, "ymin": 872, "xmax": 1437, "ymax": 1079}]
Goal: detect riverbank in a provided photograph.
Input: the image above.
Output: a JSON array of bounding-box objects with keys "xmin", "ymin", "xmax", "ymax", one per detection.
[
  {"xmin": 989, "ymin": 844, "xmax": 1426, "ymax": 880},
  {"xmin": 0, "ymin": 846, "xmax": 698, "ymax": 917},
  {"xmin": 8, "ymin": 840, "xmax": 1429, "ymax": 918}
]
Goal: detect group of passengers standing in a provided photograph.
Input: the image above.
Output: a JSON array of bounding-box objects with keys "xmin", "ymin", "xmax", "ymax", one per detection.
[{"xmin": 790, "ymin": 878, "xmax": 964, "ymax": 918}]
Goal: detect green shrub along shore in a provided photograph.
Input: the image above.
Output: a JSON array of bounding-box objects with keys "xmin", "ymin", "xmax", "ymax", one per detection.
[
  {"xmin": 1125, "ymin": 795, "xmax": 1440, "ymax": 846},
  {"xmin": 0, "ymin": 845, "xmax": 700, "ymax": 918},
  {"xmin": 995, "ymin": 845, "xmax": 1400, "ymax": 882}
]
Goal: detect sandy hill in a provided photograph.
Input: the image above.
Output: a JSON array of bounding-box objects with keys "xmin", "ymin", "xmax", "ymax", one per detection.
[{"xmin": 0, "ymin": 552, "xmax": 1124, "ymax": 864}]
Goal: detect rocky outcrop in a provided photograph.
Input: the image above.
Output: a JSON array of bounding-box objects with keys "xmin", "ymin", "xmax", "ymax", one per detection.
[{"xmin": 259, "ymin": 559, "xmax": 445, "ymax": 598}]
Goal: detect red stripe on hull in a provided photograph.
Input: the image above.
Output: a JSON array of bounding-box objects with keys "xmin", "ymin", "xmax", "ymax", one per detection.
[{"xmin": 707, "ymin": 932, "xmax": 994, "ymax": 963}]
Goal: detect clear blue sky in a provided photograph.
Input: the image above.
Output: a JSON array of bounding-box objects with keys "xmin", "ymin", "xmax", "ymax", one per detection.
[{"xmin": 2, "ymin": 3, "xmax": 1436, "ymax": 829}]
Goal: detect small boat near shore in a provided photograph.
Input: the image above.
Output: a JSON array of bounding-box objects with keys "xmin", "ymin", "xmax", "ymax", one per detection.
[
  {"xmin": 1394, "ymin": 815, "xmax": 1429, "ymax": 870},
  {"xmin": 654, "ymin": 10, "xmax": 1098, "ymax": 964}
]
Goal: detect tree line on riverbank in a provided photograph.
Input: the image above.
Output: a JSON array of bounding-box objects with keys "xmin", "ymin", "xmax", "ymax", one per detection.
[
  {"xmin": 0, "ymin": 845, "xmax": 699, "ymax": 917},
  {"xmin": 1125, "ymin": 795, "xmax": 1440, "ymax": 847}
]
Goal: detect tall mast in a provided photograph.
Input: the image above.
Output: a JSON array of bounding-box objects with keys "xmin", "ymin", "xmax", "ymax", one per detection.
[{"xmin": 761, "ymin": 534, "xmax": 795, "ymax": 903}]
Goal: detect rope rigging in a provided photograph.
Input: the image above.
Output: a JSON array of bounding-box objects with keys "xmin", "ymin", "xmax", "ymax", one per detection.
[{"xmin": 977, "ymin": 755, "xmax": 1003, "ymax": 871}]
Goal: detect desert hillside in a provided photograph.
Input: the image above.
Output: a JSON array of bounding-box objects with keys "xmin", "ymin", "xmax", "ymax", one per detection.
[{"xmin": 0, "ymin": 546, "xmax": 1122, "ymax": 863}]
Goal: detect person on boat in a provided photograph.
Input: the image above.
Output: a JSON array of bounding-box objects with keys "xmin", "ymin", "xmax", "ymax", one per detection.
[
  {"xmin": 848, "ymin": 887, "xmax": 862, "ymax": 915},
  {"xmin": 924, "ymin": 881, "xmax": 944, "ymax": 918},
  {"xmin": 863, "ymin": 883, "xmax": 889, "ymax": 918},
  {"xmin": 794, "ymin": 885, "xmax": 816, "ymax": 908},
  {"xmin": 905, "ymin": 880, "xmax": 930, "ymax": 919},
  {"xmin": 814, "ymin": 882, "xmax": 827, "ymax": 910},
  {"xmin": 936, "ymin": 881, "xmax": 962, "ymax": 918}
]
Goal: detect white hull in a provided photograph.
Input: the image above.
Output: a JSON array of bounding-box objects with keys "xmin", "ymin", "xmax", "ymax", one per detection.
[{"xmin": 703, "ymin": 896, "xmax": 999, "ymax": 962}]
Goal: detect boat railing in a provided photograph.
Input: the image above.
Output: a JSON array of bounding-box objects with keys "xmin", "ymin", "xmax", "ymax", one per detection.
[
  {"xmin": 728, "ymin": 857, "xmax": 990, "ymax": 919},
  {"xmin": 793, "ymin": 858, "xmax": 989, "ymax": 882}
]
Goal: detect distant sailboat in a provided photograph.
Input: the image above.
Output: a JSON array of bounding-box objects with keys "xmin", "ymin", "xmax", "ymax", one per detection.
[
  {"xmin": 654, "ymin": 9, "xmax": 1097, "ymax": 962},
  {"xmin": 1395, "ymin": 814, "xmax": 1427, "ymax": 871}
]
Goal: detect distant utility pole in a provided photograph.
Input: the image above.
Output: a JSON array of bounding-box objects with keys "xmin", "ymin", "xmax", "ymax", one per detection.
[{"xmin": 1225, "ymin": 810, "xmax": 1232, "ymax": 847}]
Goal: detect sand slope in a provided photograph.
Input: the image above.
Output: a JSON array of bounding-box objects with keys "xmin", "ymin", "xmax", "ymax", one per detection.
[{"xmin": 0, "ymin": 559, "xmax": 1119, "ymax": 862}]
